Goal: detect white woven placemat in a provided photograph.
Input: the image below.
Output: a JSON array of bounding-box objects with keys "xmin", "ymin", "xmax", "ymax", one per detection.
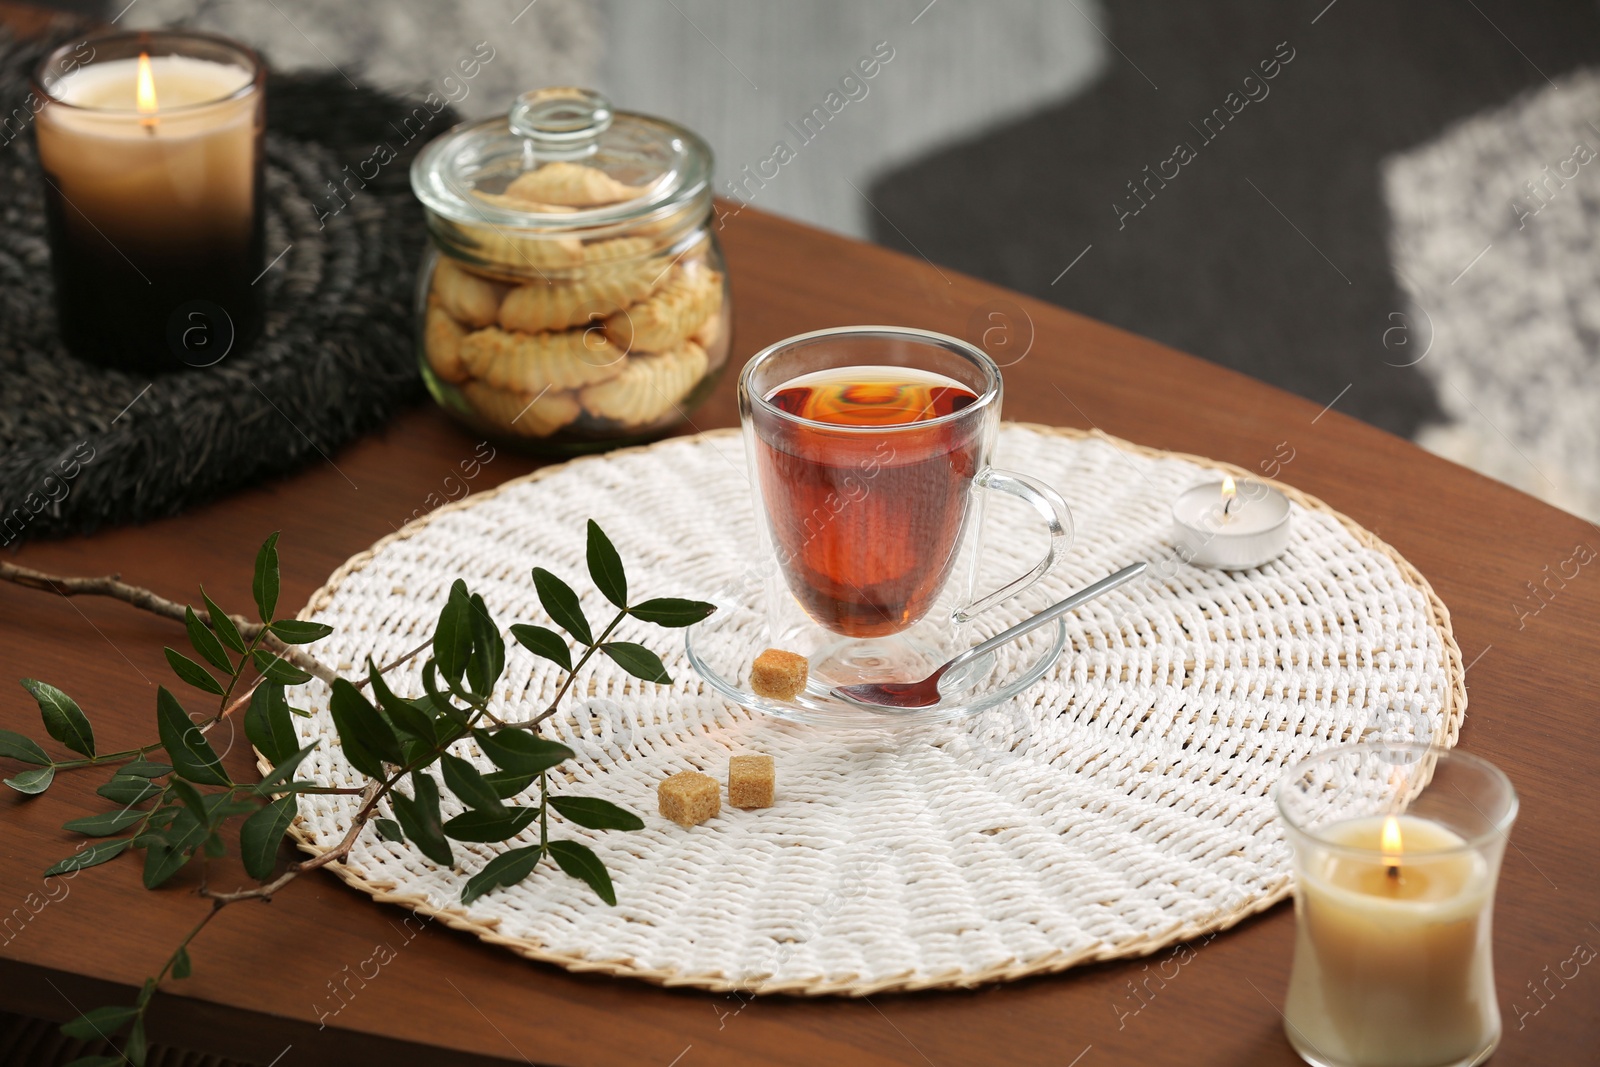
[{"xmin": 278, "ymin": 424, "xmax": 1463, "ymax": 995}]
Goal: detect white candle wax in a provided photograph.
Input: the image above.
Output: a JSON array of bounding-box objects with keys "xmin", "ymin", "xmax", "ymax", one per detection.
[
  {"xmin": 34, "ymin": 36, "xmax": 265, "ymax": 368},
  {"xmin": 37, "ymin": 54, "xmax": 258, "ymax": 248},
  {"xmin": 1171, "ymin": 478, "xmax": 1291, "ymax": 568},
  {"xmin": 1284, "ymin": 815, "xmax": 1499, "ymax": 1067},
  {"xmin": 51, "ymin": 53, "xmax": 252, "ymax": 109}
]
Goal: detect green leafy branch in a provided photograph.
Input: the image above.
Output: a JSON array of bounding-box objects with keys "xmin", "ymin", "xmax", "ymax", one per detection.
[
  {"xmin": 0, "ymin": 554, "xmax": 338, "ymax": 685},
  {"xmin": 0, "ymin": 520, "xmax": 712, "ymax": 1066}
]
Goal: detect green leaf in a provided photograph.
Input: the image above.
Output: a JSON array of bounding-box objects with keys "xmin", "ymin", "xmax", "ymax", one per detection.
[
  {"xmin": 484, "ymin": 769, "xmax": 537, "ymax": 800},
  {"xmin": 407, "ymin": 692, "xmax": 451, "ymax": 721},
  {"xmin": 460, "ymin": 844, "xmax": 543, "ymax": 904},
  {"xmin": 164, "ymin": 648, "xmax": 225, "ymax": 696},
  {"xmin": 127, "ymin": 1016, "xmax": 148, "ymax": 1066},
  {"xmin": 240, "ymin": 796, "xmax": 294, "ymax": 880},
  {"xmin": 168, "ymin": 805, "xmax": 209, "ymax": 842},
  {"xmin": 167, "ymin": 778, "xmax": 209, "ymax": 825},
  {"xmin": 256, "ymin": 780, "xmax": 338, "ymax": 795},
  {"xmin": 328, "ymin": 679, "xmax": 402, "ymax": 778},
  {"xmin": 399, "ymin": 737, "xmax": 432, "ymax": 769},
  {"xmin": 22, "ymin": 679, "xmax": 94, "ymax": 757},
  {"xmin": 473, "ymin": 728, "xmax": 573, "ymax": 776},
  {"xmin": 440, "ymin": 753, "xmax": 505, "ymax": 814},
  {"xmin": 254, "ymin": 741, "xmax": 318, "ymax": 793},
  {"xmin": 442, "ymin": 806, "xmax": 540, "ymax": 842},
  {"xmin": 374, "ymin": 817, "xmax": 404, "ymax": 843},
  {"xmin": 368, "ymin": 663, "xmax": 435, "ymax": 743},
  {"xmin": 421, "ymin": 661, "xmax": 469, "ymax": 726},
  {"xmin": 63, "ymin": 809, "xmax": 146, "ymax": 837},
  {"xmin": 600, "ymin": 642, "xmax": 672, "ymax": 684},
  {"xmin": 251, "ymin": 649, "xmax": 312, "ymax": 686},
  {"xmin": 253, "ymin": 531, "xmax": 281, "ymax": 622},
  {"xmin": 244, "ymin": 683, "xmax": 298, "ymax": 765},
  {"xmin": 586, "ymin": 520, "xmax": 628, "ymax": 609},
  {"xmin": 0, "ymin": 727, "xmax": 50, "ymax": 765},
  {"xmin": 142, "ymin": 842, "xmax": 190, "ymax": 889},
  {"xmin": 201, "ymin": 587, "xmax": 246, "ymax": 654},
  {"xmin": 184, "ymin": 606, "xmax": 233, "ymax": 673},
  {"xmin": 5, "ymin": 765, "xmax": 54, "ymax": 794},
  {"xmin": 44, "ymin": 837, "xmax": 132, "ymax": 876},
  {"xmin": 465, "ymin": 594, "xmax": 506, "ymax": 699},
  {"xmin": 549, "ymin": 839, "xmax": 616, "ymax": 905},
  {"xmin": 269, "ymin": 619, "xmax": 334, "ymax": 644},
  {"xmin": 388, "ymin": 701, "xmax": 438, "ymax": 746},
  {"xmin": 139, "ymin": 807, "xmax": 205, "ymax": 888},
  {"xmin": 172, "ymin": 946, "xmax": 192, "ymax": 980},
  {"xmin": 434, "ymin": 580, "xmax": 474, "ymax": 683},
  {"xmin": 205, "ymin": 795, "xmax": 257, "ymax": 821},
  {"xmin": 61, "ymin": 1004, "xmax": 138, "ymax": 1041},
  {"xmin": 628, "ymin": 597, "xmax": 718, "ymax": 628},
  {"xmin": 98, "ymin": 776, "xmax": 162, "ymax": 805},
  {"xmin": 549, "ymin": 795, "xmax": 645, "ymax": 832},
  {"xmin": 391, "ymin": 773, "xmax": 452, "ymax": 866},
  {"xmin": 510, "ymin": 624, "xmax": 573, "ymax": 672},
  {"xmin": 122, "ymin": 761, "xmax": 172, "ymax": 778},
  {"xmin": 141, "ymin": 806, "xmax": 180, "ymax": 833},
  {"xmin": 532, "ymin": 567, "xmax": 593, "ymax": 645},
  {"xmin": 156, "ymin": 687, "xmax": 230, "ymax": 787}
]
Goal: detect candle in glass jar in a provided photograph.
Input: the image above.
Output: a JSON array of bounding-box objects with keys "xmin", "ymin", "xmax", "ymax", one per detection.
[
  {"xmin": 1285, "ymin": 814, "xmax": 1499, "ymax": 1067},
  {"xmin": 33, "ymin": 33, "xmax": 265, "ymax": 370}
]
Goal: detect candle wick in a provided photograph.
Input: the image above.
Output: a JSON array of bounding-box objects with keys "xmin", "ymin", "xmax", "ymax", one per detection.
[
  {"xmin": 1386, "ymin": 864, "xmax": 1400, "ymax": 880},
  {"xmin": 1223, "ymin": 495, "xmax": 1235, "ymax": 517}
]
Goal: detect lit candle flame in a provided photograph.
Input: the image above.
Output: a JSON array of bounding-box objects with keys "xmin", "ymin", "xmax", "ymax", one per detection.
[
  {"xmin": 135, "ymin": 52, "xmax": 158, "ymax": 127},
  {"xmin": 1221, "ymin": 475, "xmax": 1237, "ymax": 517},
  {"xmin": 1382, "ymin": 814, "xmax": 1403, "ymax": 876}
]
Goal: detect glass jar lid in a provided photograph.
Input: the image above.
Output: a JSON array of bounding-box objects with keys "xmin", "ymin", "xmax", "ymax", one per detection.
[{"xmin": 411, "ymin": 86, "xmax": 712, "ymax": 239}]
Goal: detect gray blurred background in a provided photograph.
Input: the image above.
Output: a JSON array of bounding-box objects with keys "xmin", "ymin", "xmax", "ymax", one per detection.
[{"xmin": 74, "ymin": 1, "xmax": 1600, "ymax": 519}]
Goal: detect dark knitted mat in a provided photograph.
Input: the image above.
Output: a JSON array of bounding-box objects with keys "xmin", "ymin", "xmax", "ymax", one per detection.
[{"xmin": 0, "ymin": 30, "xmax": 453, "ymax": 545}]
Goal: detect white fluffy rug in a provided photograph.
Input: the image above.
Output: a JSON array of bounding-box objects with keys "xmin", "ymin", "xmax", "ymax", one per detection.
[{"xmin": 1384, "ymin": 69, "xmax": 1600, "ymax": 521}]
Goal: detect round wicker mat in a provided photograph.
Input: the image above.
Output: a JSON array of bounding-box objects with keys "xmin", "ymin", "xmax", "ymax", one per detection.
[{"xmin": 277, "ymin": 424, "xmax": 1464, "ymax": 995}]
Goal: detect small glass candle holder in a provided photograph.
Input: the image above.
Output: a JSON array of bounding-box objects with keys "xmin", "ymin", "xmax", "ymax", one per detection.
[
  {"xmin": 32, "ymin": 31, "xmax": 266, "ymax": 371},
  {"xmin": 1276, "ymin": 743, "xmax": 1518, "ymax": 1067}
]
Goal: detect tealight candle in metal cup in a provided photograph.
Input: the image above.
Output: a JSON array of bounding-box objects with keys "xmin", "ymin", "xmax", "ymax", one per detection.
[{"xmin": 1171, "ymin": 475, "xmax": 1291, "ymax": 569}]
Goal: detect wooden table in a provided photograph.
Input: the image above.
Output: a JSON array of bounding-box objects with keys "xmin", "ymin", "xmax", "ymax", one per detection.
[{"xmin": 2, "ymin": 204, "xmax": 1596, "ymax": 1066}]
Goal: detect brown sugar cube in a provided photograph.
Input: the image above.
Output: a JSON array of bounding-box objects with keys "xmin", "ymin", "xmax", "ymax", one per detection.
[
  {"xmin": 728, "ymin": 755, "xmax": 775, "ymax": 810},
  {"xmin": 658, "ymin": 771, "xmax": 720, "ymax": 828},
  {"xmin": 750, "ymin": 648, "xmax": 808, "ymax": 700}
]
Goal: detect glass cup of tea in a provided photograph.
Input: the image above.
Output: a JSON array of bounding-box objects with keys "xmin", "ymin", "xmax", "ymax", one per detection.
[{"xmin": 738, "ymin": 325, "xmax": 1073, "ymax": 692}]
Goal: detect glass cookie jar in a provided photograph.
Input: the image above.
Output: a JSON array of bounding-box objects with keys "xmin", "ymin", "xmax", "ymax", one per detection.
[{"xmin": 410, "ymin": 87, "xmax": 730, "ymax": 452}]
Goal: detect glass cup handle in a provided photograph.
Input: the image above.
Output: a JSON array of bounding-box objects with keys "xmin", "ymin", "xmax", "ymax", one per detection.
[{"xmin": 954, "ymin": 468, "xmax": 1074, "ymax": 624}]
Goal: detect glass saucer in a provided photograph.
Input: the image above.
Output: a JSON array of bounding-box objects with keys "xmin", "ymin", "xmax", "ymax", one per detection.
[{"xmin": 684, "ymin": 578, "xmax": 1067, "ymax": 729}]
